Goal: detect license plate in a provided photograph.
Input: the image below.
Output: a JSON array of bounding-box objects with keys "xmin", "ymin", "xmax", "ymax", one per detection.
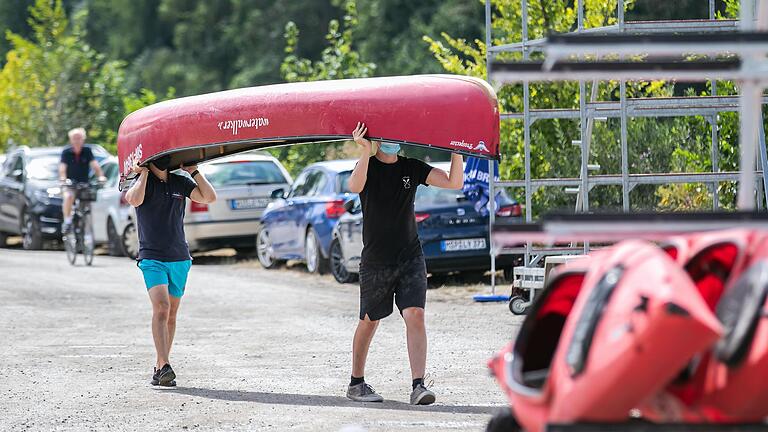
[
  {"xmin": 441, "ymin": 238, "xmax": 486, "ymax": 252},
  {"xmin": 230, "ymin": 198, "xmax": 270, "ymax": 210}
]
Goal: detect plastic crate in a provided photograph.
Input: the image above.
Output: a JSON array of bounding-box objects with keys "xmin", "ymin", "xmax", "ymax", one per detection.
[{"xmin": 511, "ymin": 266, "xmax": 545, "ymax": 290}]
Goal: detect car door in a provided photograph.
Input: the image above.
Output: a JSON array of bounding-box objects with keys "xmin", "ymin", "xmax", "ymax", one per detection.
[
  {"xmin": 90, "ymin": 161, "xmax": 119, "ymax": 243},
  {"xmin": 288, "ymin": 169, "xmax": 325, "ymax": 255},
  {"xmin": 0, "ymin": 154, "xmax": 25, "ymax": 234},
  {"xmin": 0, "ymin": 154, "xmax": 15, "ymax": 232},
  {"xmin": 337, "ymin": 198, "xmax": 363, "ymax": 273},
  {"xmin": 268, "ymin": 170, "xmax": 308, "ymax": 255}
]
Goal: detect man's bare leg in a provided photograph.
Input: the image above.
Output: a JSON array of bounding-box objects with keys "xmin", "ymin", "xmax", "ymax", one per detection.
[
  {"xmin": 402, "ymin": 307, "xmax": 427, "ymax": 380},
  {"xmin": 167, "ymin": 296, "xmax": 181, "ymax": 359},
  {"xmin": 352, "ymin": 315, "xmax": 379, "ymax": 378},
  {"xmin": 347, "ymin": 315, "xmax": 384, "ymax": 402},
  {"xmin": 148, "ymin": 285, "xmax": 171, "ymax": 369}
]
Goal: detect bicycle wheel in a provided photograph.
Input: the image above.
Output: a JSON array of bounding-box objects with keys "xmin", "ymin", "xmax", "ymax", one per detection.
[
  {"xmin": 82, "ymin": 211, "xmax": 95, "ymax": 266},
  {"xmin": 64, "ymin": 216, "xmax": 77, "ymax": 265}
]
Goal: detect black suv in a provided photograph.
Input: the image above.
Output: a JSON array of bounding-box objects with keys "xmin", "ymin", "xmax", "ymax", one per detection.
[{"xmin": 0, "ymin": 145, "xmax": 110, "ymax": 249}]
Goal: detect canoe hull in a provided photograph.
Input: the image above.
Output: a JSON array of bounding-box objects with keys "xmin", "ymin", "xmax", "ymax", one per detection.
[{"xmin": 117, "ymin": 74, "xmax": 500, "ymax": 182}]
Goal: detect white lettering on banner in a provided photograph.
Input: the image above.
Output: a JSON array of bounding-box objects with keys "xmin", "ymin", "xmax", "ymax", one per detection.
[
  {"xmin": 448, "ymin": 139, "xmax": 490, "ymax": 153},
  {"xmin": 122, "ymin": 143, "xmax": 143, "ymax": 175},
  {"xmin": 218, "ymin": 117, "xmax": 270, "ymax": 136}
]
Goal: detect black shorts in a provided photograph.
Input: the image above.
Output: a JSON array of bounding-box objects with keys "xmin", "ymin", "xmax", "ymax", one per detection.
[{"xmin": 359, "ymin": 255, "xmax": 428, "ymax": 321}]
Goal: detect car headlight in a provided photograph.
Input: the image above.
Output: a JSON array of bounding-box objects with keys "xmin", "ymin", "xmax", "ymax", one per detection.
[
  {"xmin": 34, "ymin": 187, "xmax": 62, "ymax": 203},
  {"xmin": 46, "ymin": 187, "xmax": 62, "ymax": 198}
]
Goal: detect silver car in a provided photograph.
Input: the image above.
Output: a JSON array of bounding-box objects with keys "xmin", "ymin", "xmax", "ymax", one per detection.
[
  {"xmin": 183, "ymin": 152, "xmax": 292, "ymax": 255},
  {"xmin": 120, "ymin": 152, "xmax": 292, "ymax": 258},
  {"xmin": 90, "ymin": 157, "xmax": 133, "ymax": 255}
]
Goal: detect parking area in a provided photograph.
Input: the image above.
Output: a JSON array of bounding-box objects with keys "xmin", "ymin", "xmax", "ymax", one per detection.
[{"xmin": 0, "ymin": 247, "xmax": 520, "ymax": 431}]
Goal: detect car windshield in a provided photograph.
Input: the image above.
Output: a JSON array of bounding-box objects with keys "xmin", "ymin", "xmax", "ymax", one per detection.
[
  {"xmin": 27, "ymin": 156, "xmax": 60, "ymax": 181},
  {"xmin": 415, "ymin": 186, "xmax": 465, "ymax": 206},
  {"xmin": 200, "ymin": 161, "xmax": 286, "ymax": 188},
  {"xmin": 337, "ymin": 171, "xmax": 352, "ymax": 193}
]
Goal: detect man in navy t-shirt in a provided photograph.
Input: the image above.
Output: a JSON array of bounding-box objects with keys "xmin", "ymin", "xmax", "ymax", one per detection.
[
  {"xmin": 58, "ymin": 127, "xmax": 106, "ymax": 232},
  {"xmin": 125, "ymin": 153, "xmax": 217, "ymax": 386}
]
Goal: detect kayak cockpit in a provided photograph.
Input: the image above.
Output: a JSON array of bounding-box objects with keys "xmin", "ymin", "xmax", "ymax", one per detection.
[{"xmin": 511, "ymin": 270, "xmax": 586, "ymax": 390}]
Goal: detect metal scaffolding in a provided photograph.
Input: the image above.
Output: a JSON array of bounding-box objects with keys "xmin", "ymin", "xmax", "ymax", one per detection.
[{"xmin": 485, "ymin": 0, "xmax": 768, "ymax": 277}]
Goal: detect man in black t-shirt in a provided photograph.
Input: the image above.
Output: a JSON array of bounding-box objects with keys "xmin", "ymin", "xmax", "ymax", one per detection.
[
  {"xmin": 345, "ymin": 122, "xmax": 464, "ymax": 405},
  {"xmin": 58, "ymin": 128, "xmax": 106, "ymax": 232},
  {"xmin": 125, "ymin": 154, "xmax": 217, "ymax": 386}
]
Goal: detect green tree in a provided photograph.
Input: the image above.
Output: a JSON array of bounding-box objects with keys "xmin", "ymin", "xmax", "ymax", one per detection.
[
  {"xmin": 0, "ymin": 0, "xmax": 163, "ymax": 153},
  {"xmin": 272, "ymin": 0, "xmax": 376, "ymax": 175}
]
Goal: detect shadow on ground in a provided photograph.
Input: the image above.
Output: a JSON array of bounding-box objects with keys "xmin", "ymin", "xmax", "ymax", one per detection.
[{"xmin": 167, "ymin": 387, "xmax": 499, "ymax": 415}]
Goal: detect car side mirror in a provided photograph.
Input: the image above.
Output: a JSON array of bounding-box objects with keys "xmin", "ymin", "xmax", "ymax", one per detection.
[
  {"xmin": 270, "ymin": 188, "xmax": 285, "ymax": 199},
  {"xmin": 344, "ymin": 198, "xmax": 361, "ymax": 215}
]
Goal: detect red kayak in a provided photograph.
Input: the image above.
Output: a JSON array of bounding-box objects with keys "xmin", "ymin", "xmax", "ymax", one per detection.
[
  {"xmin": 699, "ymin": 234, "xmax": 768, "ymax": 421},
  {"xmin": 489, "ymin": 241, "xmax": 722, "ymax": 432},
  {"xmin": 117, "ymin": 74, "xmax": 500, "ymax": 184},
  {"xmin": 651, "ymin": 230, "xmax": 768, "ymax": 421}
]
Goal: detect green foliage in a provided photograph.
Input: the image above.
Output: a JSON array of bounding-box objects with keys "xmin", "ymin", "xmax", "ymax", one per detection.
[
  {"xmin": 0, "ymin": 0, "xmax": 166, "ymax": 154},
  {"xmin": 272, "ymin": 0, "xmax": 376, "ymax": 175}
]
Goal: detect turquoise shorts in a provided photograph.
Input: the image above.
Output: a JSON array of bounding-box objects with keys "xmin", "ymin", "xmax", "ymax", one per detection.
[{"xmin": 138, "ymin": 259, "xmax": 192, "ymax": 298}]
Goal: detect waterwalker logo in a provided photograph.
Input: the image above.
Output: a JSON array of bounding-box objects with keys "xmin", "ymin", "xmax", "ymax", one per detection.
[
  {"xmin": 123, "ymin": 143, "xmax": 143, "ymax": 175},
  {"xmin": 449, "ymin": 139, "xmax": 490, "ymax": 153},
  {"xmin": 218, "ymin": 117, "xmax": 270, "ymax": 136}
]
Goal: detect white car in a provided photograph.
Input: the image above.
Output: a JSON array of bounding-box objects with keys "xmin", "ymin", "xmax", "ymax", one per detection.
[
  {"xmin": 184, "ymin": 152, "xmax": 292, "ymax": 254},
  {"xmin": 90, "ymin": 157, "xmax": 133, "ymax": 256},
  {"xmin": 121, "ymin": 152, "xmax": 292, "ymax": 258}
]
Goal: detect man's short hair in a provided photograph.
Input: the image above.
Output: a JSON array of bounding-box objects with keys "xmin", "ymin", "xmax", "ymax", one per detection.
[{"xmin": 68, "ymin": 127, "xmax": 87, "ymax": 139}]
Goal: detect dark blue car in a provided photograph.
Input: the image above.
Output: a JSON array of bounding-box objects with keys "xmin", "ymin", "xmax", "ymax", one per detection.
[
  {"xmin": 329, "ymin": 161, "xmax": 523, "ymax": 284},
  {"xmin": 0, "ymin": 144, "xmax": 111, "ymax": 249},
  {"xmin": 256, "ymin": 159, "xmax": 356, "ymax": 273}
]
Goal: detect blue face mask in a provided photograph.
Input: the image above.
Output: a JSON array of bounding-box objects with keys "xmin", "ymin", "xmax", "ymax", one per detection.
[{"xmin": 380, "ymin": 143, "xmax": 400, "ymax": 155}]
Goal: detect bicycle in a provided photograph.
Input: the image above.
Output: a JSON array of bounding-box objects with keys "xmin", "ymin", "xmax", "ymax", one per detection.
[{"xmin": 62, "ymin": 181, "xmax": 102, "ymax": 266}]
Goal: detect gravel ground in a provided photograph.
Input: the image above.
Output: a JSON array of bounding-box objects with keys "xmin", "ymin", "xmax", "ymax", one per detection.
[{"xmin": 0, "ymin": 248, "xmax": 522, "ymax": 431}]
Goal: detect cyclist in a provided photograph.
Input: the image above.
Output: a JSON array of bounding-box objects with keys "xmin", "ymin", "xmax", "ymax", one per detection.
[{"xmin": 59, "ymin": 128, "xmax": 106, "ymax": 233}]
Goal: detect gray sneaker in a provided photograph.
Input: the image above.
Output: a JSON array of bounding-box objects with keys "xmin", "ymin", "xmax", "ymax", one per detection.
[
  {"xmin": 346, "ymin": 382, "xmax": 384, "ymax": 402},
  {"xmin": 410, "ymin": 383, "xmax": 436, "ymax": 405}
]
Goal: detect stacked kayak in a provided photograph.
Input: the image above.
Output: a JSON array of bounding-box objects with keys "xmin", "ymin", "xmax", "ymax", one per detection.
[{"xmin": 487, "ymin": 230, "xmax": 768, "ymax": 431}]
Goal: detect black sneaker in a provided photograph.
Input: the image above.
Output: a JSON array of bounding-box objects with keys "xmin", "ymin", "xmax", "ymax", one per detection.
[
  {"xmin": 150, "ymin": 367, "xmax": 160, "ymax": 386},
  {"xmin": 156, "ymin": 364, "xmax": 176, "ymax": 387}
]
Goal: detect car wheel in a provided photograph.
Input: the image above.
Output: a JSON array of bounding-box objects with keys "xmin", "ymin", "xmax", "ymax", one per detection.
[
  {"xmin": 256, "ymin": 228, "xmax": 282, "ymax": 269},
  {"xmin": 304, "ymin": 228, "xmax": 328, "ymax": 274},
  {"xmin": 21, "ymin": 211, "xmax": 43, "ymax": 250},
  {"xmin": 106, "ymin": 218, "xmax": 124, "ymax": 257},
  {"xmin": 0, "ymin": 231, "xmax": 7, "ymax": 248},
  {"xmin": 509, "ymin": 296, "xmax": 528, "ymax": 315},
  {"xmin": 330, "ymin": 238, "xmax": 357, "ymax": 284},
  {"xmin": 121, "ymin": 222, "xmax": 139, "ymax": 260}
]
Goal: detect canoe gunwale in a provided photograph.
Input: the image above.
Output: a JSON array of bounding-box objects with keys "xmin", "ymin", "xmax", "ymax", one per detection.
[{"xmin": 117, "ymin": 134, "xmax": 500, "ymax": 190}]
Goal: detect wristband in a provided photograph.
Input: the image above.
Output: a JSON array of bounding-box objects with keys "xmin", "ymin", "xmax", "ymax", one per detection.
[{"xmin": 191, "ymin": 170, "xmax": 200, "ymax": 178}]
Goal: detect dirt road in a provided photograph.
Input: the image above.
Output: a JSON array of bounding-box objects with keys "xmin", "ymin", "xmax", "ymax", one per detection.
[{"xmin": 0, "ymin": 249, "xmax": 520, "ymax": 431}]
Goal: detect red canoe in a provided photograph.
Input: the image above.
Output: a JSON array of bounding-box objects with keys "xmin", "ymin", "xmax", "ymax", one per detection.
[{"xmin": 117, "ymin": 74, "xmax": 500, "ymax": 184}]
